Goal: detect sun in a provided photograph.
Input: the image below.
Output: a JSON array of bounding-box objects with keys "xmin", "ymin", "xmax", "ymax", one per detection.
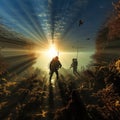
[{"xmin": 48, "ymin": 44, "xmax": 58, "ymax": 58}]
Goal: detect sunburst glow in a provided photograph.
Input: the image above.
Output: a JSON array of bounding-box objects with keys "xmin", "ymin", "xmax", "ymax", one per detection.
[{"xmin": 48, "ymin": 44, "xmax": 58, "ymax": 59}]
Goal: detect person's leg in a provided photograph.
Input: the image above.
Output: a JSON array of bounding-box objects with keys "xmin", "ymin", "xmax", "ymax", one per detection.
[
  {"xmin": 49, "ymin": 71, "xmax": 54, "ymax": 82},
  {"xmin": 75, "ymin": 66, "xmax": 77, "ymax": 72},
  {"xmin": 55, "ymin": 70, "xmax": 59, "ymax": 80},
  {"xmin": 73, "ymin": 67, "xmax": 76, "ymax": 74}
]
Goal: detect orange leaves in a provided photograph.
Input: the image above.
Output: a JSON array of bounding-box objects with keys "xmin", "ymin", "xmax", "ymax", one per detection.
[
  {"xmin": 107, "ymin": 0, "xmax": 120, "ymax": 40},
  {"xmin": 94, "ymin": 0, "xmax": 120, "ymax": 64},
  {"xmin": 115, "ymin": 59, "xmax": 120, "ymax": 72},
  {"xmin": 115, "ymin": 100, "xmax": 120, "ymax": 107}
]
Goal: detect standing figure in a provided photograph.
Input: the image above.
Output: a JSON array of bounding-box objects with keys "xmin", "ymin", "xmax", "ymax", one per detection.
[
  {"xmin": 49, "ymin": 56, "xmax": 62, "ymax": 82},
  {"xmin": 70, "ymin": 58, "xmax": 78, "ymax": 74}
]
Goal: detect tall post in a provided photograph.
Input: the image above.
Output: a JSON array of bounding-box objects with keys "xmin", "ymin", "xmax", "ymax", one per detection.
[{"xmin": 76, "ymin": 47, "xmax": 79, "ymax": 59}]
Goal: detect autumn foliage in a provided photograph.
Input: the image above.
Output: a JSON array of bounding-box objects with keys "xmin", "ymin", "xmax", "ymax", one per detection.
[{"xmin": 93, "ymin": 0, "xmax": 120, "ymax": 64}]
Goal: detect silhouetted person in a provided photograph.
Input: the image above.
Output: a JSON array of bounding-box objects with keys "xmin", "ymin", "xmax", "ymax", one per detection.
[
  {"xmin": 49, "ymin": 56, "xmax": 62, "ymax": 82},
  {"xmin": 70, "ymin": 58, "xmax": 78, "ymax": 74}
]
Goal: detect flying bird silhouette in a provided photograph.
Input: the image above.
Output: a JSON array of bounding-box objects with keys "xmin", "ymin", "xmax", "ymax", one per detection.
[
  {"xmin": 79, "ymin": 19, "xmax": 84, "ymax": 26},
  {"xmin": 87, "ymin": 38, "xmax": 90, "ymax": 40}
]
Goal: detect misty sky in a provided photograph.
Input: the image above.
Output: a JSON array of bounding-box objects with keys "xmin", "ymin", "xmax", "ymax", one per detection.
[{"xmin": 0, "ymin": 0, "xmax": 118, "ymax": 69}]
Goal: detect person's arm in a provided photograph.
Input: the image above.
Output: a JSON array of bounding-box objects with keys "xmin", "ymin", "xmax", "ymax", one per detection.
[
  {"xmin": 49, "ymin": 61, "xmax": 52, "ymax": 70},
  {"xmin": 59, "ymin": 61, "xmax": 62, "ymax": 68},
  {"xmin": 70, "ymin": 63, "xmax": 73, "ymax": 68}
]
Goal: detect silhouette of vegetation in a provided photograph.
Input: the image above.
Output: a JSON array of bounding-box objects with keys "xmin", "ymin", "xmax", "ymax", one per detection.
[
  {"xmin": 93, "ymin": 0, "xmax": 120, "ymax": 65},
  {"xmin": 0, "ymin": 55, "xmax": 120, "ymax": 120}
]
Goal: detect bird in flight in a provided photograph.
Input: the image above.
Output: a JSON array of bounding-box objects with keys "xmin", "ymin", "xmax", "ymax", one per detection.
[{"xmin": 79, "ymin": 19, "xmax": 84, "ymax": 26}]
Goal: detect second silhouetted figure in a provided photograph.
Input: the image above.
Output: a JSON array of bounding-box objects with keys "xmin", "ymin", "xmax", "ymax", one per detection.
[{"xmin": 70, "ymin": 58, "xmax": 78, "ymax": 74}]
